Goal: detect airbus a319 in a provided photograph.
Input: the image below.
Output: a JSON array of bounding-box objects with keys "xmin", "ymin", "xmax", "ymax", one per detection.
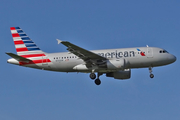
[{"xmin": 6, "ymin": 27, "xmax": 176, "ymax": 85}]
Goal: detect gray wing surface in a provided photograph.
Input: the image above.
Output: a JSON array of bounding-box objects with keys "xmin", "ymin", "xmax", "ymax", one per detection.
[{"xmin": 56, "ymin": 39, "xmax": 107, "ymax": 66}]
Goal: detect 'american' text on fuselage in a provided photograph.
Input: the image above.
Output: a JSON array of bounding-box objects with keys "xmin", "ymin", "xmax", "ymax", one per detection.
[{"xmin": 97, "ymin": 50, "xmax": 135, "ymax": 59}]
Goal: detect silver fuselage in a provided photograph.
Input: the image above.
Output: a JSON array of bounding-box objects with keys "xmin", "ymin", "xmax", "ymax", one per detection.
[{"xmin": 8, "ymin": 47, "xmax": 176, "ymax": 73}]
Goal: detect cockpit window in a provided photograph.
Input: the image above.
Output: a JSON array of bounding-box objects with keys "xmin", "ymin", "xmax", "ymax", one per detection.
[
  {"xmin": 163, "ymin": 50, "xmax": 168, "ymax": 53},
  {"xmin": 159, "ymin": 50, "xmax": 168, "ymax": 53}
]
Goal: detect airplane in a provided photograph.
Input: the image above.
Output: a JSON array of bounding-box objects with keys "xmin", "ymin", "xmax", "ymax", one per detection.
[{"xmin": 6, "ymin": 27, "xmax": 176, "ymax": 85}]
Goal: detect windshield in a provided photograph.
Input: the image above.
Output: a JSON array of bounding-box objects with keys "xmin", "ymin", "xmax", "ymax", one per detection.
[{"xmin": 159, "ymin": 50, "xmax": 169, "ymax": 53}]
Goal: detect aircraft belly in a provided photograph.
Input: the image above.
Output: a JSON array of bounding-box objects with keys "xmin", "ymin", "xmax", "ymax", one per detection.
[
  {"xmin": 53, "ymin": 60, "xmax": 83, "ymax": 72},
  {"xmin": 127, "ymin": 54, "xmax": 170, "ymax": 68},
  {"xmin": 127, "ymin": 57, "xmax": 154, "ymax": 68}
]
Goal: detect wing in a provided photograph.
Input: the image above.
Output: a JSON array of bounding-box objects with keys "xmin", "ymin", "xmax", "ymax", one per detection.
[{"xmin": 56, "ymin": 39, "xmax": 107, "ymax": 66}]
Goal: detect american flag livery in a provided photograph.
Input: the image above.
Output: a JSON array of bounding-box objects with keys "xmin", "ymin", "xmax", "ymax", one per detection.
[{"xmin": 10, "ymin": 27, "xmax": 51, "ymax": 65}]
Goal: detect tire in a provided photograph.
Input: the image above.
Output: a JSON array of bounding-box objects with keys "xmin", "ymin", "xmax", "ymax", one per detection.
[
  {"xmin": 90, "ymin": 73, "xmax": 96, "ymax": 80},
  {"xmin": 150, "ymin": 74, "xmax": 154, "ymax": 78},
  {"xmin": 95, "ymin": 79, "xmax": 101, "ymax": 85}
]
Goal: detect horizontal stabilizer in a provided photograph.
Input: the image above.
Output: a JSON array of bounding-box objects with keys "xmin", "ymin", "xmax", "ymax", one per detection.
[{"xmin": 6, "ymin": 52, "xmax": 32, "ymax": 62}]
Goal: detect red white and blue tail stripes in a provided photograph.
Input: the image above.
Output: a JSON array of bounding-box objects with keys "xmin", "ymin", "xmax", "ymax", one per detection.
[
  {"xmin": 10, "ymin": 27, "xmax": 43, "ymax": 55},
  {"xmin": 10, "ymin": 27, "xmax": 51, "ymax": 65}
]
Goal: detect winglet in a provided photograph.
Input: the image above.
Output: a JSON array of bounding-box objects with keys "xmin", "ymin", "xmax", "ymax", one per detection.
[{"xmin": 56, "ymin": 39, "xmax": 62, "ymax": 44}]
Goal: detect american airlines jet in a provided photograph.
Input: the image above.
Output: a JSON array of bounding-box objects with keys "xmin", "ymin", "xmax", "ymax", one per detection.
[{"xmin": 6, "ymin": 27, "xmax": 176, "ymax": 85}]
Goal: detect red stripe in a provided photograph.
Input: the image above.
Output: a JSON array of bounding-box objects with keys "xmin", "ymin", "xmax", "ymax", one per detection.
[
  {"xmin": 16, "ymin": 47, "xmax": 28, "ymax": 52},
  {"xmin": 14, "ymin": 40, "xmax": 24, "ymax": 45},
  {"xmin": 12, "ymin": 33, "xmax": 20, "ymax": 37},
  {"xmin": 10, "ymin": 27, "xmax": 16, "ymax": 30},
  {"xmin": 21, "ymin": 54, "xmax": 46, "ymax": 58},
  {"xmin": 19, "ymin": 59, "xmax": 51, "ymax": 65}
]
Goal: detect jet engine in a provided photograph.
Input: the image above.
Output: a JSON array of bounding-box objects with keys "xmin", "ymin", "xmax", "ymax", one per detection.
[
  {"xmin": 106, "ymin": 69, "xmax": 131, "ymax": 80},
  {"xmin": 106, "ymin": 59, "xmax": 125, "ymax": 70}
]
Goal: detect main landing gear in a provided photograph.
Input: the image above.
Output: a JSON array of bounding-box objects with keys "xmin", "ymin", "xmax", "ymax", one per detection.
[
  {"xmin": 89, "ymin": 73, "xmax": 102, "ymax": 85},
  {"xmin": 89, "ymin": 73, "xmax": 96, "ymax": 80},
  {"xmin": 149, "ymin": 67, "xmax": 154, "ymax": 78}
]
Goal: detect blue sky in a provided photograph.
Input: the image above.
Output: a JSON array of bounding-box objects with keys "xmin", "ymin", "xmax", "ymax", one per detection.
[{"xmin": 1, "ymin": 0, "xmax": 180, "ymax": 120}]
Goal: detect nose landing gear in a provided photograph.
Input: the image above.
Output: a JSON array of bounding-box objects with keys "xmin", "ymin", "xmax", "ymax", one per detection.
[
  {"xmin": 149, "ymin": 67, "xmax": 154, "ymax": 78},
  {"xmin": 150, "ymin": 74, "xmax": 154, "ymax": 78}
]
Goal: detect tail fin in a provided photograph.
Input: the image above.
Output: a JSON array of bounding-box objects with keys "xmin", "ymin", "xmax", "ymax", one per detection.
[
  {"xmin": 9, "ymin": 27, "xmax": 51, "ymax": 66},
  {"xmin": 10, "ymin": 27, "xmax": 44, "ymax": 56}
]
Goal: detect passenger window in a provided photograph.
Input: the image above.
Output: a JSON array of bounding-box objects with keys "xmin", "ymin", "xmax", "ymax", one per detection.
[{"xmin": 160, "ymin": 50, "xmax": 162, "ymax": 53}]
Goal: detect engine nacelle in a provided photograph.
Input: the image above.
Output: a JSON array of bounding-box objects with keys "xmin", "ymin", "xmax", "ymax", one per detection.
[
  {"xmin": 106, "ymin": 69, "xmax": 131, "ymax": 80},
  {"xmin": 106, "ymin": 59, "xmax": 125, "ymax": 70}
]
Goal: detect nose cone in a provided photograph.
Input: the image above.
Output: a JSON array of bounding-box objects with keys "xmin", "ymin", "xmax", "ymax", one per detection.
[{"xmin": 168, "ymin": 54, "xmax": 176, "ymax": 63}]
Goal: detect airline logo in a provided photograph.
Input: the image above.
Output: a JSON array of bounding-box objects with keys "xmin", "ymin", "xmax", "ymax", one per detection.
[
  {"xmin": 137, "ymin": 48, "xmax": 146, "ymax": 56},
  {"xmin": 10, "ymin": 27, "xmax": 51, "ymax": 65}
]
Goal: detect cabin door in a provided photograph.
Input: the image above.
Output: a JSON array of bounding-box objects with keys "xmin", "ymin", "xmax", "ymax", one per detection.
[{"xmin": 147, "ymin": 48, "xmax": 153, "ymax": 58}]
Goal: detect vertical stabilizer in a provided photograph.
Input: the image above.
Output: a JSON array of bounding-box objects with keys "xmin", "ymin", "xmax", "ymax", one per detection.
[
  {"xmin": 10, "ymin": 27, "xmax": 44, "ymax": 55},
  {"xmin": 10, "ymin": 27, "xmax": 51, "ymax": 65}
]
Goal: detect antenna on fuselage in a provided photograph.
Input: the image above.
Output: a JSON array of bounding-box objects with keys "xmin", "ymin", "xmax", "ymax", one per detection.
[{"xmin": 146, "ymin": 45, "xmax": 149, "ymax": 47}]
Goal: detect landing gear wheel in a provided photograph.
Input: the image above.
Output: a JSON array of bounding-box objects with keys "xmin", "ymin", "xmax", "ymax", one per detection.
[
  {"xmin": 150, "ymin": 74, "xmax": 154, "ymax": 78},
  {"xmin": 90, "ymin": 73, "xmax": 96, "ymax": 80},
  {"xmin": 95, "ymin": 79, "xmax": 101, "ymax": 85},
  {"xmin": 149, "ymin": 67, "xmax": 154, "ymax": 78}
]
